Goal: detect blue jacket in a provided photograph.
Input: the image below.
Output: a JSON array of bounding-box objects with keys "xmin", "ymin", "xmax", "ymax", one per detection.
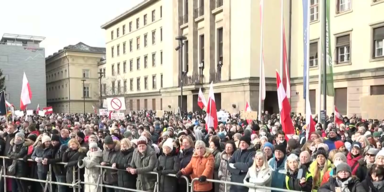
[{"xmin": 268, "ymin": 156, "xmax": 287, "ymax": 191}]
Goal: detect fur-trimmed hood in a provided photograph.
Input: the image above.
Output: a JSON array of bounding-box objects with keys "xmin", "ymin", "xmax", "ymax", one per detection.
[
  {"xmin": 103, "ymin": 140, "xmax": 120, "ymax": 152},
  {"xmin": 192, "ymin": 147, "xmax": 213, "ymax": 158}
]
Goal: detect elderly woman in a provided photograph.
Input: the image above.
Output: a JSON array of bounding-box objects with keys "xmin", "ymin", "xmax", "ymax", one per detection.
[
  {"xmin": 244, "ymin": 151, "xmax": 272, "ymax": 192},
  {"xmin": 284, "ymin": 154, "xmax": 312, "ymax": 191},
  {"xmin": 9, "ymin": 132, "xmax": 28, "ymax": 192},
  {"xmin": 158, "ymin": 138, "xmax": 180, "ymax": 192},
  {"xmin": 218, "ymin": 142, "xmax": 236, "ymax": 192},
  {"xmin": 356, "ymin": 148, "xmax": 379, "ymax": 182},
  {"xmin": 112, "ymin": 138, "xmax": 136, "ymax": 192},
  {"xmin": 319, "ymin": 162, "xmax": 364, "ymax": 192},
  {"xmin": 78, "ymin": 142, "xmax": 103, "ymax": 192},
  {"xmin": 176, "ymin": 140, "xmax": 215, "ymax": 192},
  {"xmin": 129, "ymin": 136, "xmax": 157, "ymax": 191}
]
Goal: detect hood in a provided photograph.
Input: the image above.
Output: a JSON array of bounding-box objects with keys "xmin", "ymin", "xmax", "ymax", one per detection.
[
  {"xmin": 193, "ymin": 147, "xmax": 213, "ymax": 158},
  {"xmin": 103, "ymin": 140, "xmax": 121, "ymax": 151},
  {"xmin": 87, "ymin": 148, "xmax": 103, "ymax": 157}
]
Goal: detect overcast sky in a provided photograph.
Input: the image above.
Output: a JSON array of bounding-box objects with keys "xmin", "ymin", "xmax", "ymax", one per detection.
[{"xmin": 0, "ymin": 0, "xmax": 143, "ymax": 56}]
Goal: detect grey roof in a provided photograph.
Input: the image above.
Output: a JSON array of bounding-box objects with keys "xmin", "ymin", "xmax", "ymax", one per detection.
[{"xmin": 46, "ymin": 42, "xmax": 105, "ymax": 60}]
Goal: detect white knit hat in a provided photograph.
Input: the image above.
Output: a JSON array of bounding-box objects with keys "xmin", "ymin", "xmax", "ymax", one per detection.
[
  {"xmin": 376, "ymin": 150, "xmax": 384, "ymax": 162},
  {"xmin": 162, "ymin": 138, "xmax": 174, "ymax": 151},
  {"xmin": 42, "ymin": 135, "xmax": 51, "ymax": 143}
]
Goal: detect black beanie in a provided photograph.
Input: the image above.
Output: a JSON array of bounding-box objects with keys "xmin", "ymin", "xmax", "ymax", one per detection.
[
  {"xmin": 315, "ymin": 147, "xmax": 328, "ymax": 159},
  {"xmin": 240, "ymin": 136, "xmax": 251, "ymax": 146},
  {"xmin": 77, "ymin": 132, "xmax": 85, "ymax": 140},
  {"xmin": 51, "ymin": 134, "xmax": 60, "ymax": 142},
  {"xmin": 275, "ymin": 143, "xmax": 286, "ymax": 155},
  {"xmin": 27, "ymin": 134, "xmax": 37, "ymax": 142}
]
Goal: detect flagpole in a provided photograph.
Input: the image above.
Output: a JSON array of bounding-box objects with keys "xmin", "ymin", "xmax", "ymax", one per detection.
[
  {"xmin": 318, "ymin": 0, "xmax": 324, "ymax": 122},
  {"xmin": 258, "ymin": 0, "xmax": 264, "ymax": 121},
  {"xmin": 322, "ymin": 0, "xmax": 327, "ymax": 113},
  {"xmin": 280, "ymin": 0, "xmax": 284, "ymax": 76}
]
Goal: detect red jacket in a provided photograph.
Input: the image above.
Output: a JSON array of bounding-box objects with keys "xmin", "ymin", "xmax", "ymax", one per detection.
[{"xmin": 347, "ymin": 153, "xmax": 363, "ymax": 175}]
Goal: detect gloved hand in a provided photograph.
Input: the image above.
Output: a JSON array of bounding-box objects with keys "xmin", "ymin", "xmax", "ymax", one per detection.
[
  {"xmin": 176, "ymin": 171, "xmax": 183, "ymax": 178},
  {"xmin": 199, "ymin": 175, "xmax": 207, "ymax": 182},
  {"xmin": 229, "ymin": 163, "xmax": 235, "ymax": 169}
]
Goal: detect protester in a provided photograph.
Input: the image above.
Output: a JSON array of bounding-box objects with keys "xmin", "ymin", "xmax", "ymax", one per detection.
[{"xmin": 244, "ymin": 151, "xmax": 272, "ymax": 192}]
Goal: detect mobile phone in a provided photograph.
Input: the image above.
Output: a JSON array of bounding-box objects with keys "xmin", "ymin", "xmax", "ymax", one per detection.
[{"xmin": 297, "ymin": 168, "xmax": 303, "ymax": 179}]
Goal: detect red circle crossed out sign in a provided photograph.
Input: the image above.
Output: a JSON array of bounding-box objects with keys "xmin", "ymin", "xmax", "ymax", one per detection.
[{"xmin": 110, "ymin": 98, "xmax": 122, "ymax": 110}]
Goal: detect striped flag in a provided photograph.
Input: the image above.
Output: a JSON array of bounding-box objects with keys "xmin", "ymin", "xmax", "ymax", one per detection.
[{"xmin": 281, "ymin": 0, "xmax": 291, "ymax": 98}]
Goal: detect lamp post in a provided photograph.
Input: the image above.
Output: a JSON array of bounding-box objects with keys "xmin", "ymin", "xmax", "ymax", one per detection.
[
  {"xmin": 98, "ymin": 69, "xmax": 105, "ymax": 108},
  {"xmin": 81, "ymin": 79, "xmax": 86, "ymax": 114},
  {"xmin": 175, "ymin": 35, "xmax": 187, "ymax": 114}
]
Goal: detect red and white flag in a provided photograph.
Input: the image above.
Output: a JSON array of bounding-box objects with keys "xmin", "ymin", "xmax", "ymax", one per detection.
[
  {"xmin": 92, "ymin": 105, "xmax": 97, "ymax": 114},
  {"xmin": 20, "ymin": 72, "xmax": 32, "ymax": 110},
  {"xmin": 197, "ymin": 87, "xmax": 207, "ymax": 110},
  {"xmin": 305, "ymin": 97, "xmax": 316, "ymax": 141},
  {"xmin": 36, "ymin": 104, "xmax": 40, "ymax": 114},
  {"xmin": 281, "ymin": 0, "xmax": 291, "ymax": 98},
  {"xmin": 276, "ymin": 71, "xmax": 295, "ymax": 140},
  {"xmin": 245, "ymin": 102, "xmax": 253, "ymax": 124},
  {"xmin": 205, "ymin": 82, "xmax": 218, "ymax": 130},
  {"xmin": 334, "ymin": 106, "xmax": 343, "ymax": 126},
  {"xmin": 43, "ymin": 106, "xmax": 53, "ymax": 114}
]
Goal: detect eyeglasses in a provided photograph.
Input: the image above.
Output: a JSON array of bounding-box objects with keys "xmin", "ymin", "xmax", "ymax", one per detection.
[{"xmin": 367, "ymin": 154, "xmax": 376, "ymax": 157}]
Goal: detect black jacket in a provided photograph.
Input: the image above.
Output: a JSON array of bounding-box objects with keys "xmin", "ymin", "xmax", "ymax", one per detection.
[
  {"xmin": 361, "ymin": 176, "xmax": 384, "ymax": 192},
  {"xmin": 179, "ymin": 147, "xmax": 193, "ymax": 169},
  {"xmin": 319, "ymin": 176, "xmax": 365, "ymax": 192},
  {"xmin": 48, "ymin": 144, "xmax": 68, "ymax": 176},
  {"xmin": 284, "ymin": 170, "xmax": 312, "ymax": 192},
  {"xmin": 62, "ymin": 147, "xmax": 86, "ymax": 184},
  {"xmin": 113, "ymin": 148, "xmax": 136, "ymax": 190},
  {"xmin": 8, "ymin": 142, "xmax": 28, "ymax": 177},
  {"xmin": 158, "ymin": 151, "xmax": 180, "ymax": 192},
  {"xmin": 4, "ymin": 131, "xmax": 17, "ymax": 165}
]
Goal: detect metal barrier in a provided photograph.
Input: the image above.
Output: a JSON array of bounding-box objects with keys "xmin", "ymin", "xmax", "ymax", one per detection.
[
  {"xmin": 190, "ymin": 178, "xmax": 303, "ymax": 192},
  {"xmin": 167, "ymin": 173, "xmax": 190, "ymax": 192}
]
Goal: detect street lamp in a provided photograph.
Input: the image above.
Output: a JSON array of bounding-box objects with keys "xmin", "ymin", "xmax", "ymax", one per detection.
[
  {"xmin": 81, "ymin": 79, "xmax": 86, "ymax": 114},
  {"xmin": 175, "ymin": 35, "xmax": 187, "ymax": 114}
]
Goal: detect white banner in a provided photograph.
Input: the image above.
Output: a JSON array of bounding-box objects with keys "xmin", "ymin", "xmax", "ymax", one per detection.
[
  {"xmin": 107, "ymin": 97, "xmax": 126, "ymax": 111},
  {"xmin": 15, "ymin": 110, "xmax": 24, "ymax": 117},
  {"xmin": 99, "ymin": 109, "xmax": 109, "ymax": 116},
  {"xmin": 38, "ymin": 111, "xmax": 45, "ymax": 116},
  {"xmin": 110, "ymin": 112, "xmax": 125, "ymax": 120}
]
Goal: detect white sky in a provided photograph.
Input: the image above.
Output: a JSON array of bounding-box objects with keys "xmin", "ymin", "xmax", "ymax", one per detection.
[{"xmin": 0, "ymin": 0, "xmax": 143, "ymax": 56}]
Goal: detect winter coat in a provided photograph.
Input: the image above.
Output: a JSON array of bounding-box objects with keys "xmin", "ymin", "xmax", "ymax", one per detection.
[
  {"xmin": 319, "ymin": 176, "xmax": 365, "ymax": 192},
  {"xmin": 321, "ymin": 168, "xmax": 336, "ymax": 185},
  {"xmin": 361, "ymin": 176, "xmax": 384, "ymax": 192},
  {"xmin": 284, "ymin": 170, "xmax": 312, "ymax": 192},
  {"xmin": 130, "ymin": 146, "xmax": 157, "ymax": 191},
  {"xmin": 181, "ymin": 148, "xmax": 215, "ymax": 192},
  {"xmin": 244, "ymin": 165, "xmax": 272, "ymax": 192},
  {"xmin": 4, "ymin": 131, "xmax": 17, "ymax": 165},
  {"xmin": 102, "ymin": 140, "xmax": 120, "ymax": 184},
  {"xmin": 228, "ymin": 147, "xmax": 256, "ymax": 192},
  {"xmin": 212, "ymin": 149, "xmax": 222, "ymax": 192},
  {"xmin": 356, "ymin": 159, "xmax": 372, "ymax": 182},
  {"xmin": 31, "ymin": 143, "xmax": 54, "ymax": 173},
  {"xmin": 179, "ymin": 147, "xmax": 194, "ymax": 169},
  {"xmin": 113, "ymin": 148, "xmax": 137, "ymax": 191},
  {"xmin": 347, "ymin": 153, "xmax": 363, "ymax": 176},
  {"xmin": 268, "ymin": 157, "xmax": 287, "ymax": 191},
  {"xmin": 8, "ymin": 140, "xmax": 28, "ymax": 177},
  {"xmin": 48, "ymin": 144, "xmax": 68, "ymax": 176},
  {"xmin": 62, "ymin": 147, "xmax": 86, "ymax": 184},
  {"xmin": 218, "ymin": 152, "xmax": 232, "ymax": 192},
  {"xmin": 158, "ymin": 151, "xmax": 180, "ymax": 192},
  {"xmin": 78, "ymin": 148, "xmax": 103, "ymax": 192}
]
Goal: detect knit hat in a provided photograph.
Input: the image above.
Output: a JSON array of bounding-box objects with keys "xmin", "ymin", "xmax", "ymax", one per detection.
[
  {"xmin": 51, "ymin": 134, "xmax": 60, "ymax": 142},
  {"xmin": 336, "ymin": 162, "xmax": 351, "ymax": 174},
  {"xmin": 377, "ymin": 150, "xmax": 384, "ymax": 161},
  {"xmin": 137, "ymin": 136, "xmax": 148, "ymax": 146},
  {"xmin": 367, "ymin": 148, "xmax": 379, "ymax": 156},
  {"xmin": 123, "ymin": 131, "xmax": 132, "ymax": 138},
  {"xmin": 162, "ymin": 138, "xmax": 173, "ymax": 151},
  {"xmin": 104, "ymin": 135, "xmax": 114, "ymax": 145},
  {"xmin": 89, "ymin": 142, "xmax": 98, "ymax": 149},
  {"xmin": 334, "ymin": 141, "xmax": 344, "ymax": 150},
  {"xmin": 77, "ymin": 132, "xmax": 85, "ymax": 140},
  {"xmin": 240, "ymin": 136, "xmax": 251, "ymax": 146},
  {"xmin": 275, "ymin": 143, "xmax": 286, "ymax": 155},
  {"xmin": 315, "ymin": 147, "xmax": 328, "ymax": 159},
  {"xmin": 345, "ymin": 141, "xmax": 352, "ymax": 151},
  {"xmin": 263, "ymin": 142, "xmax": 274, "ymax": 151},
  {"xmin": 288, "ymin": 139, "xmax": 299, "ymax": 149},
  {"xmin": 352, "ymin": 142, "xmax": 361, "ymax": 150},
  {"xmin": 333, "ymin": 152, "xmax": 347, "ymax": 162},
  {"xmin": 374, "ymin": 132, "xmax": 382, "ymax": 138},
  {"xmin": 15, "ymin": 132, "xmax": 25, "ymax": 140},
  {"xmin": 42, "ymin": 135, "xmax": 51, "ymax": 143},
  {"xmin": 27, "ymin": 134, "xmax": 37, "ymax": 142}
]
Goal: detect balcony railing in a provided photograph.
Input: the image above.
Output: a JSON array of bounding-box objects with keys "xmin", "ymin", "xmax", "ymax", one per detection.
[
  {"xmin": 216, "ymin": 0, "xmax": 223, "ymax": 8},
  {"xmin": 194, "ymin": 6, "xmax": 204, "ymax": 18}
]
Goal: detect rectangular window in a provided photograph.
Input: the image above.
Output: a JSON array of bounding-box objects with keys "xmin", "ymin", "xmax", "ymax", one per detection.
[
  {"xmin": 117, "ymin": 44, "xmax": 120, "ymax": 56},
  {"xmin": 137, "ymin": 77, "xmax": 141, "ymax": 91},
  {"xmin": 137, "ymin": 99, "xmax": 140, "ymax": 110},
  {"xmin": 160, "ymin": 27, "xmax": 163, "ymax": 41},
  {"xmin": 200, "ymin": 35, "xmax": 205, "ymax": 62},
  {"xmin": 129, "ymin": 99, "xmax": 133, "ymax": 110},
  {"xmin": 117, "ymin": 80, "xmax": 121, "ymax": 93},
  {"xmin": 144, "ymin": 33, "xmax": 148, "ymax": 47},
  {"xmin": 137, "ymin": 57, "xmax": 140, "ymax": 70},
  {"xmin": 309, "ymin": 42, "xmax": 318, "ymax": 67},
  {"xmin": 336, "ymin": 35, "xmax": 350, "ymax": 64},
  {"xmin": 152, "ymin": 75, "xmax": 156, "ymax": 89},
  {"xmin": 123, "ymin": 42, "xmax": 126, "ymax": 54},
  {"xmin": 371, "ymin": 85, "xmax": 384, "ymax": 95},
  {"xmin": 111, "ymin": 47, "xmax": 114, "ymax": 58},
  {"xmin": 152, "ymin": 10, "xmax": 156, "ymax": 22},
  {"xmin": 111, "ymin": 31, "xmax": 114, "ymax": 40},
  {"xmin": 136, "ymin": 36, "xmax": 140, "ymax": 49},
  {"xmin": 161, "ymin": 74, "xmax": 163, "ymax": 88},
  {"xmin": 129, "ymin": 22, "xmax": 132, "ymax": 32},
  {"xmin": 117, "ymin": 63, "xmax": 120, "ymax": 74},
  {"xmin": 82, "ymin": 69, "xmax": 90, "ymax": 78},
  {"xmin": 374, "ymin": 26, "xmax": 384, "ymax": 58},
  {"xmin": 144, "ymin": 55, "xmax": 148, "ymax": 68},
  {"xmin": 144, "ymin": 99, "xmax": 148, "ymax": 109},
  {"xmin": 136, "ymin": 18, "xmax": 140, "ymax": 29},
  {"xmin": 112, "ymin": 64, "xmax": 115, "ymax": 76},
  {"xmin": 83, "ymin": 84, "xmax": 90, "ymax": 98},
  {"xmin": 116, "ymin": 28, "xmax": 119, "ymax": 38},
  {"xmin": 337, "ymin": 0, "xmax": 351, "ymax": 13},
  {"xmin": 112, "ymin": 81, "xmax": 115, "ymax": 94},
  {"xmin": 123, "ymin": 80, "xmax": 127, "ymax": 93},
  {"xmin": 130, "ymin": 59, "xmax": 133, "ymax": 71},
  {"xmin": 130, "ymin": 79, "xmax": 133, "ymax": 91},
  {"xmin": 144, "ymin": 14, "xmax": 147, "ymax": 25},
  {"xmin": 160, "ymin": 51, "xmax": 163, "ymax": 65},
  {"xmin": 129, "ymin": 40, "xmax": 133, "ymax": 52},
  {"xmin": 152, "ymin": 52, "xmax": 156, "ymax": 67},
  {"xmin": 310, "ymin": 0, "xmax": 319, "ymax": 22},
  {"xmin": 152, "ymin": 30, "xmax": 156, "ymax": 44},
  {"xmin": 144, "ymin": 76, "xmax": 148, "ymax": 90},
  {"xmin": 152, "ymin": 98, "xmax": 156, "ymax": 110},
  {"xmin": 217, "ymin": 28, "xmax": 223, "ymax": 65},
  {"xmin": 123, "ymin": 61, "xmax": 126, "ymax": 73},
  {"xmin": 123, "ymin": 25, "xmax": 125, "ymax": 35}
]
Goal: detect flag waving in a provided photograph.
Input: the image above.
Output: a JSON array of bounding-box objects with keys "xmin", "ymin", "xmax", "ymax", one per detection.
[
  {"xmin": 197, "ymin": 87, "xmax": 207, "ymax": 109},
  {"xmin": 20, "ymin": 72, "xmax": 32, "ymax": 110},
  {"xmin": 334, "ymin": 106, "xmax": 343, "ymax": 126},
  {"xmin": 205, "ymin": 82, "xmax": 218, "ymax": 130},
  {"xmin": 276, "ymin": 71, "xmax": 295, "ymax": 139},
  {"xmin": 36, "ymin": 104, "xmax": 40, "ymax": 114}
]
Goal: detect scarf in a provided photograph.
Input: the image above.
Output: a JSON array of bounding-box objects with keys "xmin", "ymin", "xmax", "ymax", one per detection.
[
  {"xmin": 336, "ymin": 177, "xmax": 352, "ymax": 192},
  {"xmin": 372, "ymin": 180, "xmax": 384, "ymax": 190}
]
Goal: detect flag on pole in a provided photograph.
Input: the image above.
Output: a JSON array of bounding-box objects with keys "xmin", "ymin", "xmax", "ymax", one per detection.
[
  {"xmin": 197, "ymin": 87, "xmax": 207, "ymax": 109},
  {"xmin": 276, "ymin": 71, "xmax": 295, "ymax": 140},
  {"xmin": 325, "ymin": 0, "xmax": 335, "ymax": 96},
  {"xmin": 334, "ymin": 106, "xmax": 343, "ymax": 126},
  {"xmin": 92, "ymin": 105, "xmax": 97, "ymax": 114},
  {"xmin": 0, "ymin": 92, "xmax": 6, "ymax": 116},
  {"xmin": 281, "ymin": 0, "xmax": 291, "ymax": 98},
  {"xmin": 20, "ymin": 72, "xmax": 32, "ymax": 110},
  {"xmin": 205, "ymin": 82, "xmax": 218, "ymax": 130},
  {"xmin": 43, "ymin": 106, "xmax": 53, "ymax": 114},
  {"xmin": 36, "ymin": 104, "xmax": 40, "ymax": 114},
  {"xmin": 245, "ymin": 101, "xmax": 253, "ymax": 124},
  {"xmin": 258, "ymin": 0, "xmax": 266, "ymax": 121}
]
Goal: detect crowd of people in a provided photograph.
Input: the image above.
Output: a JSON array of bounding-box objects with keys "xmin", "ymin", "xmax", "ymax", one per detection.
[{"xmin": 0, "ymin": 110, "xmax": 382, "ymax": 192}]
